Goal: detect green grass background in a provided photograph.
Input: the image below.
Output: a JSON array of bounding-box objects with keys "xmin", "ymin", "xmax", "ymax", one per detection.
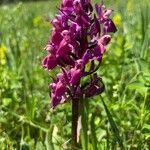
[{"xmin": 0, "ymin": 0, "xmax": 150, "ymax": 149}]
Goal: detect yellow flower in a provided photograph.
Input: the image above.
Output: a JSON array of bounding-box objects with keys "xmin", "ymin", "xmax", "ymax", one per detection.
[
  {"xmin": 113, "ymin": 14, "xmax": 122, "ymax": 27},
  {"xmin": 33, "ymin": 16, "xmax": 42, "ymax": 27},
  {"xmin": 0, "ymin": 45, "xmax": 7, "ymax": 65},
  {"xmin": 127, "ymin": 0, "xmax": 133, "ymax": 12}
]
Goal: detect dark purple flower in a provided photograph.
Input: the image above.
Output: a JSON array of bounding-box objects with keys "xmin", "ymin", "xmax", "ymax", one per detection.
[
  {"xmin": 50, "ymin": 74, "xmax": 67, "ymax": 108},
  {"xmin": 90, "ymin": 15, "xmax": 101, "ymax": 37},
  {"xmin": 82, "ymin": 49, "xmax": 92, "ymax": 64},
  {"xmin": 84, "ymin": 74, "xmax": 105, "ymax": 97},
  {"xmin": 104, "ymin": 19, "xmax": 117, "ymax": 33},
  {"xmin": 56, "ymin": 40, "xmax": 72, "ymax": 57},
  {"xmin": 70, "ymin": 68, "xmax": 82, "ymax": 86},
  {"xmin": 42, "ymin": 54, "xmax": 57, "ymax": 70},
  {"xmin": 95, "ymin": 3, "xmax": 112, "ymax": 21},
  {"xmin": 69, "ymin": 61, "xmax": 83, "ymax": 86},
  {"xmin": 51, "ymin": 29, "xmax": 63, "ymax": 46},
  {"xmin": 95, "ymin": 3, "xmax": 117, "ymax": 33},
  {"xmin": 99, "ymin": 34, "xmax": 111, "ymax": 46}
]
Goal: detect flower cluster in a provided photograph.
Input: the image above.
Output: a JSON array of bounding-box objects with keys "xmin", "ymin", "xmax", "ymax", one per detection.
[{"xmin": 42, "ymin": 0, "xmax": 117, "ymax": 108}]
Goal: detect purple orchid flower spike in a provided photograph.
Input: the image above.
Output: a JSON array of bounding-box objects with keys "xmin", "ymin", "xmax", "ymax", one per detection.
[
  {"xmin": 42, "ymin": 0, "xmax": 117, "ymax": 147},
  {"xmin": 42, "ymin": 0, "xmax": 116, "ymax": 108}
]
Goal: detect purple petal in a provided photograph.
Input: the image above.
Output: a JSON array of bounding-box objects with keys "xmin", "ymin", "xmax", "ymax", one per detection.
[
  {"xmin": 42, "ymin": 55, "xmax": 57, "ymax": 70},
  {"xmin": 95, "ymin": 3, "xmax": 102, "ymax": 17},
  {"xmin": 84, "ymin": 74, "xmax": 105, "ymax": 97},
  {"xmin": 51, "ymin": 94, "xmax": 62, "ymax": 108},
  {"xmin": 99, "ymin": 35, "xmax": 111, "ymax": 46},
  {"xmin": 54, "ymin": 80, "xmax": 66, "ymax": 97},
  {"xmin": 56, "ymin": 40, "xmax": 72, "ymax": 57},
  {"xmin": 62, "ymin": 0, "xmax": 73, "ymax": 7},
  {"xmin": 93, "ymin": 43, "xmax": 105, "ymax": 60},
  {"xmin": 103, "ymin": 9, "xmax": 113, "ymax": 19},
  {"xmin": 70, "ymin": 68, "xmax": 82, "ymax": 86},
  {"xmin": 82, "ymin": 49, "xmax": 92, "ymax": 64},
  {"xmin": 90, "ymin": 15, "xmax": 101, "ymax": 36},
  {"xmin": 104, "ymin": 19, "xmax": 117, "ymax": 33},
  {"xmin": 51, "ymin": 29, "xmax": 63, "ymax": 45}
]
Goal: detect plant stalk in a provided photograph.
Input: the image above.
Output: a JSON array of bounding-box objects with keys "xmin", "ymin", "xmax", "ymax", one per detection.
[{"xmin": 72, "ymin": 98, "xmax": 79, "ymax": 149}]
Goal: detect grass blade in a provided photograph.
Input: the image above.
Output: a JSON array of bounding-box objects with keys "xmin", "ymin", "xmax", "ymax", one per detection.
[
  {"xmin": 90, "ymin": 114, "xmax": 98, "ymax": 150},
  {"xmin": 100, "ymin": 96, "xmax": 125, "ymax": 150}
]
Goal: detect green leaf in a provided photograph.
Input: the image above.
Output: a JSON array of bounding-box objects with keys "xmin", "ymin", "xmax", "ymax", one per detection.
[
  {"xmin": 36, "ymin": 142, "xmax": 45, "ymax": 150},
  {"xmin": 2, "ymin": 98, "xmax": 12, "ymax": 106},
  {"xmin": 100, "ymin": 96, "xmax": 125, "ymax": 150},
  {"xmin": 142, "ymin": 124, "xmax": 150, "ymax": 131},
  {"xmin": 90, "ymin": 114, "xmax": 98, "ymax": 150},
  {"xmin": 45, "ymin": 126, "xmax": 54, "ymax": 150},
  {"xmin": 127, "ymin": 81, "xmax": 147, "ymax": 94}
]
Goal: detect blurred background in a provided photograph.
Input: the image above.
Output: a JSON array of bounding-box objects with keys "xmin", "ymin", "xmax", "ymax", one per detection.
[
  {"xmin": 0, "ymin": 0, "xmax": 48, "ymax": 4},
  {"xmin": 0, "ymin": 0, "xmax": 150, "ymax": 149}
]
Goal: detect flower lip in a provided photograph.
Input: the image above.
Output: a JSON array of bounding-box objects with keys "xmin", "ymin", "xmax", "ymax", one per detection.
[
  {"xmin": 84, "ymin": 74, "xmax": 105, "ymax": 97},
  {"xmin": 104, "ymin": 19, "xmax": 117, "ymax": 33},
  {"xmin": 61, "ymin": 30, "xmax": 71, "ymax": 42},
  {"xmin": 99, "ymin": 35, "xmax": 111, "ymax": 46},
  {"xmin": 70, "ymin": 68, "xmax": 83, "ymax": 86},
  {"xmin": 56, "ymin": 40, "xmax": 72, "ymax": 57},
  {"xmin": 42, "ymin": 54, "xmax": 57, "ymax": 70}
]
